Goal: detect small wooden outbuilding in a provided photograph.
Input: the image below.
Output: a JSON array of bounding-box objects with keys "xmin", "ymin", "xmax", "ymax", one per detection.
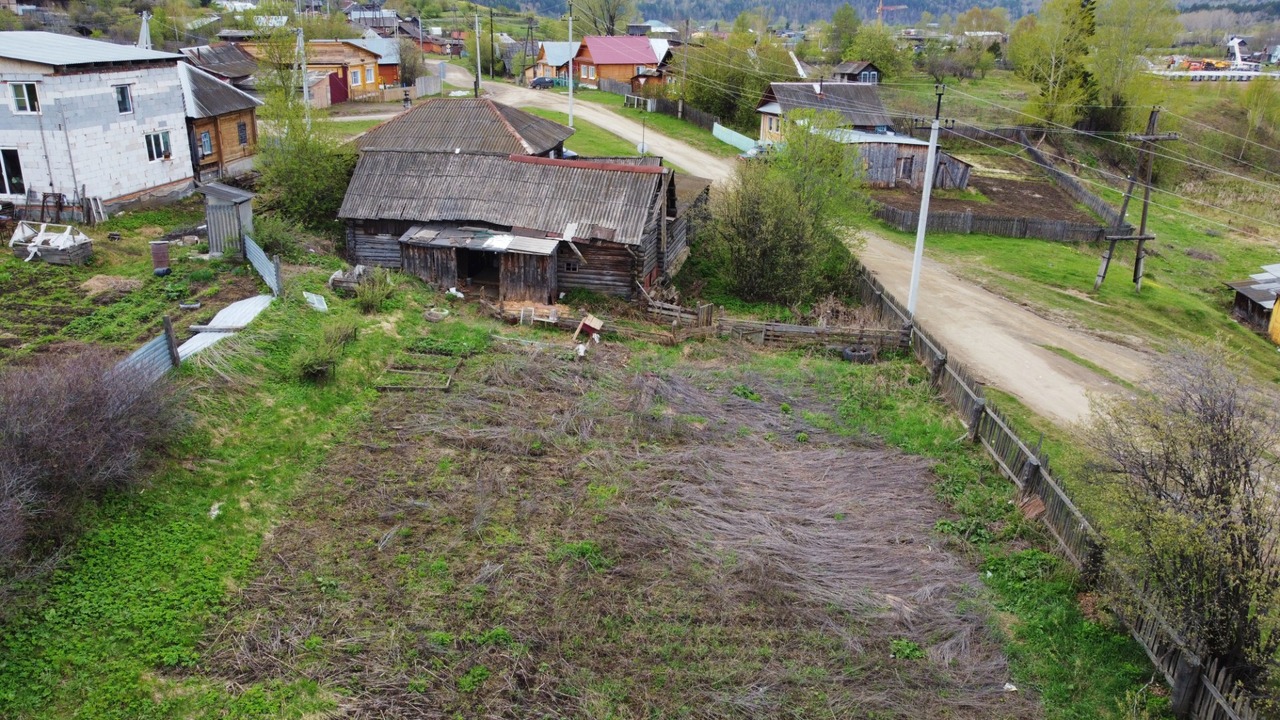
[{"xmin": 197, "ymin": 182, "xmax": 255, "ymax": 257}]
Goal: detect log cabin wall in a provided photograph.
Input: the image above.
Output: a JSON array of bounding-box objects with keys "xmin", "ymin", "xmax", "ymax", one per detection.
[
  {"xmin": 500, "ymin": 249, "xmax": 557, "ymax": 303},
  {"xmin": 348, "ymin": 219, "xmax": 412, "ymax": 268},
  {"xmin": 557, "ymin": 240, "xmax": 635, "ymax": 297}
]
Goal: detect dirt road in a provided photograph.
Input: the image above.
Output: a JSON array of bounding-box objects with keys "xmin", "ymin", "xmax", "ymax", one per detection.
[
  {"xmin": 483, "ymin": 83, "xmax": 737, "ymax": 181},
  {"xmin": 856, "ymin": 234, "xmax": 1148, "ymax": 426},
  {"xmin": 342, "ymin": 68, "xmax": 1147, "ymax": 426}
]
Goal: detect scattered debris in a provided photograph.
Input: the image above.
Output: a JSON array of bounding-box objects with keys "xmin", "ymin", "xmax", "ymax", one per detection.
[
  {"xmin": 424, "ymin": 308, "xmax": 450, "ymax": 322},
  {"xmin": 209, "ymin": 502, "xmax": 223, "ymax": 519},
  {"xmin": 328, "ymin": 264, "xmax": 369, "ymax": 296},
  {"xmin": 179, "ymin": 301, "xmax": 202, "ymax": 310}
]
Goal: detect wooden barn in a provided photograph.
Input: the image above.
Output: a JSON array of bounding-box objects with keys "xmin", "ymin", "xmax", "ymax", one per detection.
[
  {"xmin": 338, "ymin": 153, "xmax": 709, "ymax": 301},
  {"xmin": 1226, "ymin": 263, "xmax": 1280, "ymax": 343},
  {"xmin": 828, "ymin": 129, "xmax": 971, "ymax": 190},
  {"xmin": 357, "ymin": 98, "xmax": 575, "ymax": 157}
]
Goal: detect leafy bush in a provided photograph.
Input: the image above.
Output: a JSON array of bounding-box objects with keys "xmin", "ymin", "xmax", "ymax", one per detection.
[
  {"xmin": 0, "ymin": 349, "xmax": 181, "ymax": 571},
  {"xmin": 252, "ymin": 214, "xmax": 305, "ymax": 262},
  {"xmin": 354, "ymin": 269, "xmax": 395, "ymax": 315}
]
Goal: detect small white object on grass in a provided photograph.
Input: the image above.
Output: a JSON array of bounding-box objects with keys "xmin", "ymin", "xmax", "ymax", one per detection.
[
  {"xmin": 591, "ymin": 332, "xmax": 600, "ymax": 344},
  {"xmin": 575, "ymin": 343, "xmax": 587, "ymax": 359},
  {"xmin": 1002, "ymin": 683, "xmax": 1018, "ymax": 692},
  {"xmin": 446, "ymin": 287, "xmax": 465, "ymax": 299},
  {"xmin": 303, "ymin": 291, "xmax": 328, "ymax": 312},
  {"xmin": 209, "ymin": 502, "xmax": 223, "ymax": 519}
]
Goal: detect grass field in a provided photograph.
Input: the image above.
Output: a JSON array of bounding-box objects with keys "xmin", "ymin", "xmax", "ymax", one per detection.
[
  {"xmin": 566, "ymin": 89, "xmax": 741, "ymax": 158},
  {"xmin": 521, "ymin": 107, "xmax": 690, "ymax": 174},
  {"xmin": 0, "ymin": 221, "xmax": 1168, "ymax": 717}
]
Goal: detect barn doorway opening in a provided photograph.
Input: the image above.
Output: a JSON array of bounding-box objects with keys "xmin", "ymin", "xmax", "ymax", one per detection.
[{"xmin": 457, "ymin": 248, "xmax": 500, "ymax": 292}]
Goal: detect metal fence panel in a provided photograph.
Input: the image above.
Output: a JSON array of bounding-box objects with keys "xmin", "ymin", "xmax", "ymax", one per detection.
[
  {"xmin": 113, "ymin": 334, "xmax": 174, "ymax": 386},
  {"xmin": 243, "ymin": 234, "xmax": 280, "ymax": 296}
]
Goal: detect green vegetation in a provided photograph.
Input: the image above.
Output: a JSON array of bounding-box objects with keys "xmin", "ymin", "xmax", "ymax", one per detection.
[
  {"xmin": 570, "ymin": 90, "xmax": 738, "ymax": 159},
  {"xmin": 520, "ymin": 108, "xmax": 641, "ymax": 158}
]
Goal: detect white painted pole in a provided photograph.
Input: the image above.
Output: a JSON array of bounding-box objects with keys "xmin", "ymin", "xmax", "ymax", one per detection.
[
  {"xmin": 474, "ymin": 14, "xmax": 482, "ymax": 97},
  {"xmin": 567, "ymin": 3, "xmax": 575, "ymax": 129},
  {"xmin": 906, "ymin": 117, "xmax": 941, "ymax": 319}
]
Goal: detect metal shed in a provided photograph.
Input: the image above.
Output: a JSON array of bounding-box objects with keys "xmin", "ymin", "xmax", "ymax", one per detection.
[{"xmin": 198, "ymin": 182, "xmax": 255, "ymax": 257}]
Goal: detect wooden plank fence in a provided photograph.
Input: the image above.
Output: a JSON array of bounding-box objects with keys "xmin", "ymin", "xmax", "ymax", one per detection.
[
  {"xmin": 872, "ymin": 202, "xmax": 1111, "ymax": 243},
  {"xmin": 1019, "ymin": 130, "xmax": 1133, "ymax": 231},
  {"xmin": 850, "ymin": 266, "xmax": 1262, "ymax": 720}
]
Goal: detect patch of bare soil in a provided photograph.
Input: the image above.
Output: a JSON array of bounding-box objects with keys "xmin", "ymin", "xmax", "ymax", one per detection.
[
  {"xmin": 199, "ymin": 343, "xmax": 1038, "ymax": 719},
  {"xmin": 872, "ymin": 176, "xmax": 1099, "ymax": 223}
]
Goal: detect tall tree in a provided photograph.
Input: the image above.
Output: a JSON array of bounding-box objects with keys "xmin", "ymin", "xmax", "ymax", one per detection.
[
  {"xmin": 1008, "ymin": 0, "xmax": 1093, "ymax": 126},
  {"xmin": 1088, "ymin": 0, "xmax": 1178, "ymax": 129},
  {"xmin": 681, "ymin": 39, "xmax": 799, "ymax": 132},
  {"xmin": 1239, "ymin": 78, "xmax": 1280, "ymax": 160},
  {"xmin": 843, "ymin": 23, "xmax": 909, "ymax": 78},
  {"xmin": 577, "ymin": 0, "xmax": 633, "ymax": 36},
  {"xmin": 828, "ymin": 2, "xmax": 860, "ymax": 62}
]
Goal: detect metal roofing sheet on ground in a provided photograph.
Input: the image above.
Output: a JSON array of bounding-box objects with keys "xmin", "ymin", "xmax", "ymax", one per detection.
[
  {"xmin": 0, "ymin": 31, "xmax": 182, "ymax": 66},
  {"xmin": 178, "ymin": 294, "xmax": 273, "ymax": 359}
]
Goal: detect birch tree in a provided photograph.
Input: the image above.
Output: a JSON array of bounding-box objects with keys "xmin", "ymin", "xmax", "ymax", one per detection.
[{"xmin": 1008, "ymin": 0, "xmax": 1093, "ymax": 126}]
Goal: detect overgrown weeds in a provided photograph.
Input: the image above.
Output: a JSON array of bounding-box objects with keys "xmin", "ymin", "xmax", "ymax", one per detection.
[{"xmin": 354, "ymin": 268, "xmax": 396, "ymax": 314}]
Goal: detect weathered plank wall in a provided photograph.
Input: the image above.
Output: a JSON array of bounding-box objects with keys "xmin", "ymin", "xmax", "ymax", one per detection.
[
  {"xmin": 499, "ymin": 250, "xmax": 557, "ymax": 303},
  {"xmin": 403, "ymin": 244, "xmax": 457, "ymax": 289},
  {"xmin": 348, "ymin": 219, "xmax": 409, "ymax": 268}
]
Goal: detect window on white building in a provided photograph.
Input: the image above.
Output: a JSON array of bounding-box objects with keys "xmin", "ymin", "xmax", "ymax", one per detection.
[
  {"xmin": 0, "ymin": 149, "xmax": 25, "ymax": 195},
  {"xmin": 114, "ymin": 85, "xmax": 133, "ymax": 114},
  {"xmin": 11, "ymin": 83, "xmax": 39, "ymax": 114},
  {"xmin": 145, "ymin": 131, "xmax": 171, "ymax": 161},
  {"xmin": 199, "ymin": 131, "xmax": 213, "ymax": 157}
]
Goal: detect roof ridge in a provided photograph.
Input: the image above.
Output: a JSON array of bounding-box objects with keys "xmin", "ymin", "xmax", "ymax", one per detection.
[{"xmin": 487, "ymin": 99, "xmax": 535, "ymax": 155}]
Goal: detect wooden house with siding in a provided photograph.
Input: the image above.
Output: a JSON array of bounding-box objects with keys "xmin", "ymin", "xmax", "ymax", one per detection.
[
  {"xmin": 338, "ymin": 153, "xmax": 708, "ymax": 301},
  {"xmin": 572, "ymin": 35, "xmax": 660, "ymax": 88},
  {"xmin": 177, "ymin": 63, "xmax": 261, "ymax": 181}
]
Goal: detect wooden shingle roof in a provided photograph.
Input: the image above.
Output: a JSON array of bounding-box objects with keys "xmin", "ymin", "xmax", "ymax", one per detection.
[
  {"xmin": 357, "ymin": 98, "xmax": 575, "ymax": 156},
  {"xmin": 339, "ymin": 151, "xmax": 667, "ymax": 245}
]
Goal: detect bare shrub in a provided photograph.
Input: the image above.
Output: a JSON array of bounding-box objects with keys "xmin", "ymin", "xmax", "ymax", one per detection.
[{"xmin": 0, "ymin": 348, "xmax": 181, "ymax": 570}]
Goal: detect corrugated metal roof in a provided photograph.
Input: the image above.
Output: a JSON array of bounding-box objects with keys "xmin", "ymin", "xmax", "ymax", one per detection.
[
  {"xmin": 825, "ymin": 128, "xmax": 928, "ymax": 146},
  {"xmin": 340, "ymin": 151, "xmax": 666, "ymax": 245},
  {"xmin": 177, "ymin": 294, "xmax": 273, "ymax": 359},
  {"xmin": 197, "ymin": 182, "xmax": 255, "ymax": 203},
  {"xmin": 180, "ymin": 43, "xmax": 259, "ymax": 79},
  {"xmin": 538, "ymin": 41, "xmax": 580, "ymax": 67},
  {"xmin": 761, "ymin": 82, "xmax": 891, "ymax": 128},
  {"xmin": 178, "ymin": 63, "xmax": 261, "ymax": 119},
  {"xmin": 347, "ymin": 36, "xmax": 399, "ymax": 64},
  {"xmin": 409, "ymin": 226, "xmax": 560, "ymax": 255},
  {"xmin": 357, "ymin": 98, "xmax": 574, "ymax": 156},
  {"xmin": 0, "ymin": 31, "xmax": 182, "ymax": 67},
  {"xmin": 580, "ymin": 35, "xmax": 657, "ymax": 65}
]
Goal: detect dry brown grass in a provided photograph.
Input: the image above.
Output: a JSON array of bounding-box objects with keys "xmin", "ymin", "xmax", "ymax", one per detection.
[{"xmin": 197, "ymin": 341, "xmax": 1038, "ymax": 719}]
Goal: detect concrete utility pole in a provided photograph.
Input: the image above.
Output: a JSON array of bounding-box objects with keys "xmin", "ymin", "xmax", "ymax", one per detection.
[
  {"xmin": 489, "ymin": 7, "xmax": 495, "ymax": 79},
  {"xmin": 137, "ymin": 11, "xmax": 152, "ymax": 50},
  {"xmin": 567, "ymin": 0, "xmax": 575, "ymax": 128},
  {"xmin": 907, "ymin": 84, "xmax": 946, "ymax": 319},
  {"xmin": 296, "ymin": 28, "xmax": 311, "ymax": 131},
  {"xmin": 473, "ymin": 14, "xmax": 481, "ymax": 97}
]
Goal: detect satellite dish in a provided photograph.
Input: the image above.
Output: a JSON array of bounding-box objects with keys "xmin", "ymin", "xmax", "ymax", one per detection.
[{"xmin": 636, "ymin": 142, "xmax": 649, "ymax": 154}]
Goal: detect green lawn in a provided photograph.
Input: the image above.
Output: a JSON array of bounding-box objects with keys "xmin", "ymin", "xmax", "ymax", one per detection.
[
  {"xmin": 521, "ymin": 107, "xmax": 689, "ymax": 174},
  {"xmin": 320, "ymin": 118, "xmax": 385, "ymax": 139},
  {"xmin": 567, "ymin": 90, "xmax": 741, "ymax": 159}
]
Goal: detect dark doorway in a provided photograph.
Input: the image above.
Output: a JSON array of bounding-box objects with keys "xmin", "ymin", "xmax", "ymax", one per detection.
[{"xmin": 458, "ymin": 248, "xmax": 500, "ymax": 291}]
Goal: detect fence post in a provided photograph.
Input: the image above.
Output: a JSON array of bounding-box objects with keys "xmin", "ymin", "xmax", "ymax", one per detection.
[
  {"xmin": 968, "ymin": 397, "xmax": 986, "ymax": 442},
  {"xmin": 931, "ymin": 352, "xmax": 947, "ymax": 388},
  {"xmin": 1171, "ymin": 653, "xmax": 1202, "ymax": 719},
  {"xmin": 1018, "ymin": 456, "xmax": 1040, "ymax": 491},
  {"xmin": 273, "ymin": 254, "xmax": 282, "ymax": 297},
  {"xmin": 162, "ymin": 315, "xmax": 181, "ymax": 369}
]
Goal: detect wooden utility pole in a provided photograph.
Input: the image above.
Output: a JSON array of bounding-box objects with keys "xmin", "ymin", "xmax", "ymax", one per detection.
[
  {"xmin": 1093, "ymin": 107, "xmax": 1177, "ymax": 292},
  {"xmin": 489, "ymin": 7, "xmax": 496, "ymax": 79},
  {"xmin": 1131, "ymin": 108, "xmax": 1177, "ymax": 292}
]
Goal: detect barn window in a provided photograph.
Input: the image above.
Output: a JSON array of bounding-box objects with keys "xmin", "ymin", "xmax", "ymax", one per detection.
[
  {"xmin": 10, "ymin": 83, "xmax": 39, "ymax": 114},
  {"xmin": 199, "ymin": 131, "xmax": 213, "ymax": 156},
  {"xmin": 563, "ymin": 260, "xmax": 579, "ymax": 272},
  {"xmin": 898, "ymin": 156, "xmax": 914, "ymax": 179},
  {"xmin": 0, "ymin": 148, "xmax": 25, "ymax": 195},
  {"xmin": 237, "ymin": 121, "xmax": 249, "ymax": 145},
  {"xmin": 145, "ymin": 131, "xmax": 171, "ymax": 161}
]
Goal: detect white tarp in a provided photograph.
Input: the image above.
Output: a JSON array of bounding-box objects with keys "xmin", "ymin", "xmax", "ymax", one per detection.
[{"xmin": 9, "ymin": 221, "xmax": 92, "ymax": 262}]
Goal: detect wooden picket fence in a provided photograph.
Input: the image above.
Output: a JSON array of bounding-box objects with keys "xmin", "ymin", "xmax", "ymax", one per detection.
[
  {"xmin": 850, "ymin": 267, "xmax": 1263, "ymax": 720},
  {"xmin": 872, "ymin": 202, "xmax": 1112, "ymax": 243}
]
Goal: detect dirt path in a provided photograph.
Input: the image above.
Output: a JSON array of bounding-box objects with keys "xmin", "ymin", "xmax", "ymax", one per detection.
[{"xmin": 856, "ymin": 232, "xmax": 1149, "ymax": 426}]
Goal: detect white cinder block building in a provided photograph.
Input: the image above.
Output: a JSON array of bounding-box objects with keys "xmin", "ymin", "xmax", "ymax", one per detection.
[{"xmin": 0, "ymin": 31, "xmax": 196, "ymax": 214}]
